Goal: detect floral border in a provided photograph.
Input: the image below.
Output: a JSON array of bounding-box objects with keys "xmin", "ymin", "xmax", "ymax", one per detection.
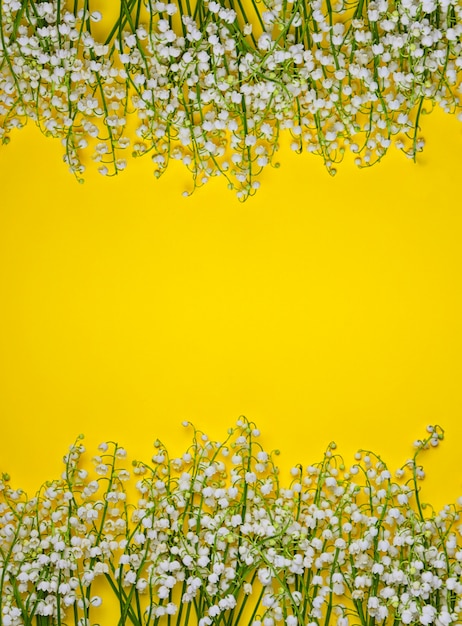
[
  {"xmin": 1, "ymin": 0, "xmax": 462, "ymax": 197},
  {"xmin": 1, "ymin": 419, "xmax": 461, "ymax": 625}
]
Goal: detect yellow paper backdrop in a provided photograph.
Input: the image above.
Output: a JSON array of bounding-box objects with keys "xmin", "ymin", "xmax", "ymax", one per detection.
[{"xmin": 0, "ymin": 108, "xmax": 461, "ymax": 511}]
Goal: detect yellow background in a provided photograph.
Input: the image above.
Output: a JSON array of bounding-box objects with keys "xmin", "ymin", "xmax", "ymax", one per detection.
[{"xmin": 1, "ymin": 108, "xmax": 461, "ymax": 510}]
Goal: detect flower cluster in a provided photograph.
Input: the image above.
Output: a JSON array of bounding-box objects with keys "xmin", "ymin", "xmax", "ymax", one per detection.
[
  {"xmin": 1, "ymin": 419, "xmax": 461, "ymax": 626},
  {"xmin": 0, "ymin": 0, "xmax": 461, "ymax": 197}
]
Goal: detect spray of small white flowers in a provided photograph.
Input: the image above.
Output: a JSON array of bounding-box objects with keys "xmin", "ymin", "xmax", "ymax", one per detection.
[
  {"xmin": 0, "ymin": 0, "xmax": 461, "ymax": 198},
  {"xmin": 0, "ymin": 418, "xmax": 461, "ymax": 626}
]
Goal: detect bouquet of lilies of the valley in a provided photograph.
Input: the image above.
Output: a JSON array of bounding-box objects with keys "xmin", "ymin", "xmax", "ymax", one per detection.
[
  {"xmin": 0, "ymin": 0, "xmax": 461, "ymax": 197},
  {"xmin": 1, "ymin": 418, "xmax": 461, "ymax": 626}
]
